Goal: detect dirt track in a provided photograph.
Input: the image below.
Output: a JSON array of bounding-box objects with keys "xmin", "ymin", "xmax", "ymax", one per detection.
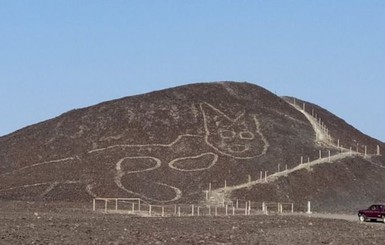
[{"xmin": 1, "ymin": 201, "xmax": 385, "ymax": 245}]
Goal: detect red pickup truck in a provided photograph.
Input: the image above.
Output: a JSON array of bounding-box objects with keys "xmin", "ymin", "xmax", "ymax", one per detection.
[{"xmin": 358, "ymin": 204, "xmax": 385, "ymax": 223}]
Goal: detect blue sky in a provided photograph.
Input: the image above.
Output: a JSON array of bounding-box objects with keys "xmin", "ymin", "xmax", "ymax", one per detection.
[{"xmin": 1, "ymin": 1, "xmax": 384, "ymax": 142}]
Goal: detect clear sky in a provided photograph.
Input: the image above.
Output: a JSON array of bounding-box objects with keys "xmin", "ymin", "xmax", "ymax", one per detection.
[{"xmin": 1, "ymin": 1, "xmax": 384, "ymax": 142}]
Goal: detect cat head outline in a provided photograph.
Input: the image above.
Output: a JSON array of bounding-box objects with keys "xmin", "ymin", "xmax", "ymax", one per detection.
[{"xmin": 200, "ymin": 102, "xmax": 268, "ymax": 159}]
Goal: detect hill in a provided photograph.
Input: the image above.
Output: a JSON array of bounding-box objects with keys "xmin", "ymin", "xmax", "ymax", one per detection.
[{"xmin": 0, "ymin": 82, "xmax": 384, "ymax": 212}]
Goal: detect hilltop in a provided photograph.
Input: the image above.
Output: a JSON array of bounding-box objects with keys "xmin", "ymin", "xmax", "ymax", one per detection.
[{"xmin": 0, "ymin": 82, "xmax": 384, "ymax": 212}]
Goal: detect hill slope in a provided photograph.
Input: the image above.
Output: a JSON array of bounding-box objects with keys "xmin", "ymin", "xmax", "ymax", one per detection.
[{"xmin": 0, "ymin": 82, "xmax": 383, "ymax": 211}]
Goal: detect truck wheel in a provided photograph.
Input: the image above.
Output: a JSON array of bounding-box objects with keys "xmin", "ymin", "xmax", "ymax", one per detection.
[
  {"xmin": 359, "ymin": 215, "xmax": 366, "ymax": 222},
  {"xmin": 382, "ymin": 216, "xmax": 385, "ymax": 223}
]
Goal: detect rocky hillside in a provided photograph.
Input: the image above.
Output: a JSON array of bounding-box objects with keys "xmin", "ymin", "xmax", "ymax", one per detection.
[{"xmin": 0, "ymin": 82, "xmax": 383, "ymax": 212}]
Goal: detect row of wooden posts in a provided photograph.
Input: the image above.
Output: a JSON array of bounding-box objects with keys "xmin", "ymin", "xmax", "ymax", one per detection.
[
  {"xmin": 93, "ymin": 198, "xmax": 296, "ymax": 216},
  {"xmin": 293, "ymin": 99, "xmax": 381, "ymax": 156}
]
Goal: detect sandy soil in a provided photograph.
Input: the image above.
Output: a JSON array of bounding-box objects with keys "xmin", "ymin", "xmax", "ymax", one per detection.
[{"xmin": 1, "ymin": 201, "xmax": 385, "ymax": 245}]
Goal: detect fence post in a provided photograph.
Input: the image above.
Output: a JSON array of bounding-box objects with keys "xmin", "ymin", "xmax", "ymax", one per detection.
[
  {"xmin": 208, "ymin": 206, "xmax": 211, "ymax": 216},
  {"xmin": 306, "ymin": 201, "xmax": 312, "ymax": 214},
  {"xmin": 225, "ymin": 205, "xmax": 228, "ymax": 216},
  {"xmin": 319, "ymin": 150, "xmax": 322, "ymax": 159},
  {"xmin": 264, "ymin": 171, "xmax": 268, "ymax": 182},
  {"xmin": 245, "ymin": 202, "xmax": 248, "ymax": 215},
  {"xmin": 301, "ymin": 156, "xmax": 303, "ymax": 164},
  {"xmin": 291, "ymin": 203, "xmax": 294, "ymax": 213},
  {"xmin": 197, "ymin": 206, "xmax": 200, "ymax": 216},
  {"xmin": 378, "ymin": 145, "xmax": 381, "ymax": 155},
  {"xmin": 365, "ymin": 145, "xmax": 367, "ymax": 157},
  {"xmin": 149, "ymin": 205, "xmax": 152, "ymax": 216},
  {"xmin": 215, "ymin": 206, "xmax": 218, "ymax": 216},
  {"xmin": 162, "ymin": 206, "xmax": 165, "ymax": 217},
  {"xmin": 236, "ymin": 199, "xmax": 239, "ymax": 209},
  {"xmin": 232, "ymin": 206, "xmax": 235, "ymax": 216},
  {"xmin": 115, "ymin": 199, "xmax": 118, "ymax": 211},
  {"xmin": 328, "ymin": 150, "xmax": 331, "ymax": 162},
  {"xmin": 178, "ymin": 206, "xmax": 181, "ymax": 217},
  {"xmin": 192, "ymin": 205, "xmax": 194, "ymax": 216},
  {"xmin": 104, "ymin": 200, "xmax": 107, "ymax": 213},
  {"xmin": 93, "ymin": 199, "xmax": 96, "ymax": 211},
  {"xmin": 138, "ymin": 199, "xmax": 141, "ymax": 212}
]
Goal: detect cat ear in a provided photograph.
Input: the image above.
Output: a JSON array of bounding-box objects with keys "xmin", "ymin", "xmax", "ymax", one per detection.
[
  {"xmin": 201, "ymin": 103, "xmax": 230, "ymax": 128},
  {"xmin": 200, "ymin": 102, "xmax": 244, "ymax": 130}
]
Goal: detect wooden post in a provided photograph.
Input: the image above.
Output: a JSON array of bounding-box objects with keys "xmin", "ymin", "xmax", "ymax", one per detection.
[
  {"xmin": 248, "ymin": 175, "xmax": 251, "ymax": 183},
  {"xmin": 306, "ymin": 201, "xmax": 312, "ymax": 214},
  {"xmin": 138, "ymin": 199, "xmax": 141, "ymax": 212},
  {"xmin": 197, "ymin": 206, "xmax": 200, "ymax": 216},
  {"xmin": 301, "ymin": 156, "xmax": 303, "ymax": 164},
  {"xmin": 115, "ymin": 199, "xmax": 118, "ymax": 211},
  {"xmin": 236, "ymin": 199, "xmax": 239, "ymax": 209},
  {"xmin": 104, "ymin": 200, "xmax": 107, "ymax": 213},
  {"xmin": 205, "ymin": 190, "xmax": 209, "ymax": 200},
  {"xmin": 192, "ymin": 205, "xmax": 194, "ymax": 216},
  {"xmin": 208, "ymin": 206, "xmax": 211, "ymax": 216},
  {"xmin": 245, "ymin": 202, "xmax": 248, "ymax": 215},
  {"xmin": 93, "ymin": 199, "xmax": 96, "ymax": 211},
  {"xmin": 337, "ymin": 139, "xmax": 340, "ymax": 148},
  {"xmin": 232, "ymin": 206, "xmax": 235, "ymax": 216},
  {"xmin": 356, "ymin": 143, "xmax": 359, "ymax": 153},
  {"xmin": 378, "ymin": 145, "xmax": 381, "ymax": 155},
  {"xmin": 365, "ymin": 145, "xmax": 367, "ymax": 157},
  {"xmin": 278, "ymin": 164, "xmax": 280, "ymax": 172},
  {"xmin": 350, "ymin": 147, "xmax": 352, "ymax": 156},
  {"xmin": 149, "ymin": 205, "xmax": 152, "ymax": 216},
  {"xmin": 162, "ymin": 206, "xmax": 165, "ymax": 217},
  {"xmin": 248, "ymin": 201, "xmax": 251, "ymax": 215},
  {"xmin": 132, "ymin": 203, "xmax": 135, "ymax": 213},
  {"xmin": 311, "ymin": 108, "xmax": 314, "ymax": 117},
  {"xmin": 215, "ymin": 206, "xmax": 218, "ymax": 216},
  {"xmin": 224, "ymin": 180, "xmax": 227, "ymax": 192},
  {"xmin": 302, "ymin": 103, "xmax": 305, "ymax": 111},
  {"xmin": 225, "ymin": 205, "xmax": 228, "ymax": 216},
  {"xmin": 209, "ymin": 183, "xmax": 212, "ymax": 193},
  {"xmin": 264, "ymin": 171, "xmax": 268, "ymax": 182},
  {"xmin": 260, "ymin": 171, "xmax": 263, "ymax": 180},
  {"xmin": 328, "ymin": 150, "xmax": 331, "ymax": 162},
  {"xmin": 319, "ymin": 150, "xmax": 322, "ymax": 159},
  {"xmin": 174, "ymin": 205, "xmax": 177, "ymax": 215},
  {"xmin": 291, "ymin": 203, "xmax": 294, "ymax": 213}
]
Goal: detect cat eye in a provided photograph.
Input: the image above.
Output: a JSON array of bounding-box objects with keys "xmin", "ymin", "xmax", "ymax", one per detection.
[
  {"xmin": 219, "ymin": 130, "xmax": 236, "ymax": 139},
  {"xmin": 239, "ymin": 131, "xmax": 255, "ymax": 140}
]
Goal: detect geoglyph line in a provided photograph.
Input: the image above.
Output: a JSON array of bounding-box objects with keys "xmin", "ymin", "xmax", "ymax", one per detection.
[{"xmin": 0, "ymin": 157, "xmax": 78, "ymax": 176}]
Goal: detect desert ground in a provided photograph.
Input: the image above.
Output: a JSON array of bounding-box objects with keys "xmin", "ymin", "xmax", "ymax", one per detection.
[{"xmin": 1, "ymin": 201, "xmax": 385, "ymax": 245}]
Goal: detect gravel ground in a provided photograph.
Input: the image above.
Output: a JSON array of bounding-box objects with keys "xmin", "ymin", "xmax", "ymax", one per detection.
[{"xmin": 1, "ymin": 202, "xmax": 385, "ymax": 244}]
